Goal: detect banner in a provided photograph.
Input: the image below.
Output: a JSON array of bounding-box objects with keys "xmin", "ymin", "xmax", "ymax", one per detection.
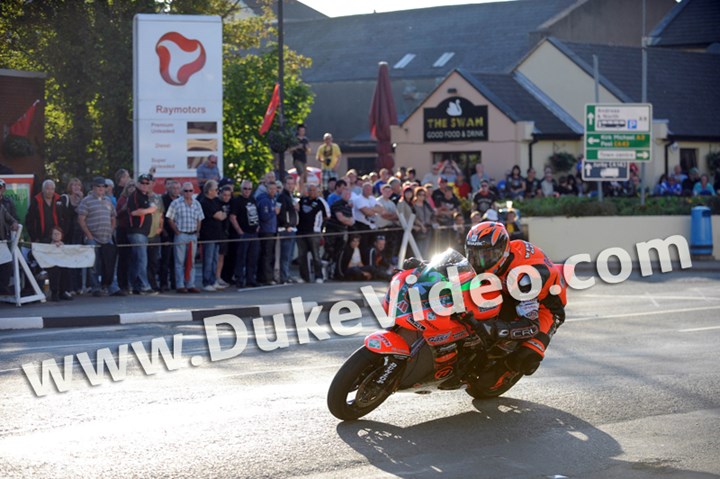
[{"xmin": 31, "ymin": 243, "xmax": 96, "ymax": 269}]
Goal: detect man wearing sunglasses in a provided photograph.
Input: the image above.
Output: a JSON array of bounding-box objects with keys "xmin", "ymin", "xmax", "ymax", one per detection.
[
  {"xmin": 166, "ymin": 182, "xmax": 204, "ymax": 293},
  {"xmin": 127, "ymin": 173, "xmax": 158, "ymax": 295}
]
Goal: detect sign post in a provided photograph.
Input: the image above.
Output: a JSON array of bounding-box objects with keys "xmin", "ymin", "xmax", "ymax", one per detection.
[
  {"xmin": 581, "ymin": 161, "xmax": 629, "ymax": 182},
  {"xmin": 584, "ymin": 103, "xmax": 652, "ymax": 162}
]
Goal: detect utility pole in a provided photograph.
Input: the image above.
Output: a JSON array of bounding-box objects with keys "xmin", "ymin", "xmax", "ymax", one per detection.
[
  {"xmin": 277, "ymin": 0, "xmax": 286, "ymax": 181},
  {"xmin": 640, "ymin": 0, "xmax": 648, "ymax": 206}
]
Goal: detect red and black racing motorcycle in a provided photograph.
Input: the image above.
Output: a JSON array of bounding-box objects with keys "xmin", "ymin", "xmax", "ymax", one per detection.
[{"xmin": 327, "ymin": 249, "xmax": 564, "ymax": 421}]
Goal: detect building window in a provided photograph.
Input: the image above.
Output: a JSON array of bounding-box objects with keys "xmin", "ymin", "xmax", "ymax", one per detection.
[
  {"xmin": 433, "ymin": 52, "xmax": 455, "ymax": 68},
  {"xmin": 679, "ymin": 148, "xmax": 697, "ymax": 173},
  {"xmin": 393, "ymin": 53, "xmax": 416, "ymax": 69}
]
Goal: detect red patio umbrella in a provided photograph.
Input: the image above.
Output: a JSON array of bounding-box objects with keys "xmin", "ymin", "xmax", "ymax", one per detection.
[{"xmin": 369, "ymin": 62, "xmax": 398, "ymax": 171}]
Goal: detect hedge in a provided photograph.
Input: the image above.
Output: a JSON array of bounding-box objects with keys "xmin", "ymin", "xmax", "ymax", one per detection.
[{"xmin": 514, "ymin": 195, "xmax": 720, "ymax": 217}]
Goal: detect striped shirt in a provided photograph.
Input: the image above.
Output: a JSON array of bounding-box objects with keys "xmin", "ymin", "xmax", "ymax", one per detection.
[
  {"xmin": 166, "ymin": 197, "xmax": 204, "ymax": 233},
  {"xmin": 77, "ymin": 193, "xmax": 116, "ymax": 244}
]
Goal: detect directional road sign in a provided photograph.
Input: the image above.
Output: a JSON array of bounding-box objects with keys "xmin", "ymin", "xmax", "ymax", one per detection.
[
  {"xmin": 585, "ymin": 103, "xmax": 652, "ymax": 161},
  {"xmin": 581, "ymin": 161, "xmax": 629, "ymax": 182}
]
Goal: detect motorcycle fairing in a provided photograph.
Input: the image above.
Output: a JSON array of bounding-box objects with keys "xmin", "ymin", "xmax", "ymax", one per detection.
[{"xmin": 365, "ymin": 331, "xmax": 411, "ymax": 356}]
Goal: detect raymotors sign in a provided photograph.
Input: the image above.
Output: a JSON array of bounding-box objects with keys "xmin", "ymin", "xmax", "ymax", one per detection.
[{"xmin": 134, "ymin": 14, "xmax": 222, "ymax": 178}]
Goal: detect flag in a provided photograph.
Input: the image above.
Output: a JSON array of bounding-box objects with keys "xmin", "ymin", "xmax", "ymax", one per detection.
[
  {"xmin": 259, "ymin": 84, "xmax": 280, "ymax": 135},
  {"xmin": 9, "ymin": 100, "xmax": 40, "ymax": 137}
]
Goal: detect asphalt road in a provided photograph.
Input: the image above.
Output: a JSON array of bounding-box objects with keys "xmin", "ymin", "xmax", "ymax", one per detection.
[{"xmin": 1, "ymin": 270, "xmax": 719, "ymax": 478}]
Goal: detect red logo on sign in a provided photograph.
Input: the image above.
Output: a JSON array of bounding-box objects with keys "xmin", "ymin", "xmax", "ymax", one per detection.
[{"xmin": 155, "ymin": 32, "xmax": 206, "ymax": 86}]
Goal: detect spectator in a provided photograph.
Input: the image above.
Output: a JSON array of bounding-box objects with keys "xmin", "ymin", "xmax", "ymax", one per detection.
[
  {"xmin": 0, "ymin": 195, "xmax": 19, "ymax": 295},
  {"xmin": 373, "ymin": 168, "xmax": 391, "ymax": 196},
  {"xmin": 126, "ymin": 173, "xmax": 158, "ymax": 295},
  {"xmin": 146, "ymin": 176, "xmax": 164, "ymax": 292},
  {"xmin": 254, "ymin": 170, "xmax": 276, "ymax": 200},
  {"xmin": 345, "ymin": 169, "xmax": 362, "ymax": 195},
  {"xmin": 440, "ymin": 159, "xmax": 462, "ymax": 183},
  {"xmin": 26, "ymin": 179, "xmax": 61, "ymax": 244},
  {"xmin": 450, "ymin": 212, "xmax": 466, "ymax": 253},
  {"xmin": 104, "ymin": 179, "xmax": 117, "ymax": 207},
  {"xmin": 472, "ymin": 179, "xmax": 496, "ymax": 215},
  {"xmin": 115, "ymin": 180, "xmax": 135, "ymax": 293},
  {"xmin": 78, "ymin": 176, "xmax": 119, "ymax": 297},
  {"xmin": 693, "ymin": 174, "xmax": 716, "ymax": 196},
  {"xmin": 316, "ymin": 132, "xmax": 341, "ymax": 191},
  {"xmin": 196, "ymin": 154, "xmax": 220, "ymax": 189},
  {"xmin": 454, "ymin": 173, "xmax": 471, "ymax": 199},
  {"xmin": 539, "ymin": 168, "xmax": 559, "ymax": 198},
  {"xmin": 470, "ymin": 163, "xmax": 490, "ymax": 192},
  {"xmin": 215, "ymin": 185, "xmax": 234, "ymax": 288},
  {"xmin": 160, "ymin": 179, "xmax": 180, "ymax": 291},
  {"xmin": 291, "ymin": 124, "xmax": 311, "ymax": 180},
  {"xmin": 421, "ymin": 161, "xmax": 442, "ymax": 186},
  {"xmin": 323, "ymin": 177, "xmax": 337, "ymax": 201},
  {"xmin": 326, "ymin": 179, "xmax": 346, "ymax": 207},
  {"xmin": 229, "ymin": 180, "xmax": 260, "ymax": 289},
  {"xmin": 406, "ymin": 167, "xmax": 420, "ymax": 186},
  {"xmin": 352, "ymin": 181, "xmax": 380, "ymax": 253},
  {"xmin": 198, "ymin": 180, "xmax": 226, "ymax": 291},
  {"xmin": 434, "ymin": 182, "xmax": 461, "ymax": 250},
  {"xmin": 324, "ymin": 186, "xmax": 354, "ymax": 278},
  {"xmin": 658, "ymin": 174, "xmax": 682, "ymax": 196},
  {"xmin": 366, "ymin": 235, "xmax": 393, "ymax": 280},
  {"xmin": 336, "ymin": 235, "xmax": 373, "ymax": 281},
  {"xmin": 388, "ymin": 177, "xmax": 403, "ymax": 203},
  {"xmin": 566, "ymin": 174, "xmax": 580, "ymax": 196},
  {"xmin": 653, "ymin": 174, "xmax": 668, "ymax": 196},
  {"xmin": 59, "ymin": 177, "xmax": 84, "ymax": 294},
  {"xmin": 46, "ymin": 226, "xmax": 73, "ymax": 301},
  {"xmin": 505, "ymin": 165, "xmax": 526, "ymax": 200},
  {"xmin": 276, "ymin": 176, "xmax": 299, "ymax": 284},
  {"xmin": 256, "ymin": 180, "xmax": 278, "ymax": 285},
  {"xmin": 412, "ymin": 186, "xmax": 435, "ymax": 258},
  {"xmin": 682, "ymin": 168, "xmax": 700, "ymax": 196},
  {"xmin": 297, "ymin": 183, "xmax": 329, "ymax": 283},
  {"xmin": 673, "ymin": 164, "xmax": 687, "ymax": 184},
  {"xmin": 0, "ymin": 178, "xmax": 18, "ymax": 221},
  {"xmin": 375, "ymin": 183, "xmax": 400, "ymax": 261},
  {"xmin": 504, "ymin": 209, "xmax": 525, "ymax": 240},
  {"xmin": 469, "ymin": 210, "xmax": 482, "ymax": 226},
  {"xmin": 524, "ymin": 168, "xmax": 540, "ymax": 199},
  {"xmin": 113, "ymin": 168, "xmax": 130, "ymax": 200},
  {"xmin": 166, "ymin": 182, "xmax": 204, "ymax": 293},
  {"xmin": 625, "ymin": 172, "xmax": 642, "ymax": 197}
]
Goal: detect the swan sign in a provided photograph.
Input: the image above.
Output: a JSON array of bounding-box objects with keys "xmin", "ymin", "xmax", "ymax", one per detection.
[
  {"xmin": 133, "ymin": 14, "xmax": 223, "ymax": 178},
  {"xmin": 423, "ymin": 96, "xmax": 488, "ymax": 143}
]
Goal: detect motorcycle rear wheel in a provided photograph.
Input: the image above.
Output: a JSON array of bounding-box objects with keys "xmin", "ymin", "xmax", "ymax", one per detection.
[{"xmin": 327, "ymin": 347, "xmax": 396, "ymax": 421}]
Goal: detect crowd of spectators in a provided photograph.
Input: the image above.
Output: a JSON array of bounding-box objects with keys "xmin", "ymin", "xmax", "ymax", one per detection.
[{"xmin": 1, "ymin": 156, "xmax": 717, "ymax": 300}]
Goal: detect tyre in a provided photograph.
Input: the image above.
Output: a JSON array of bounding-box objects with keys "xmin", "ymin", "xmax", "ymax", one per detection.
[
  {"xmin": 327, "ymin": 347, "xmax": 398, "ymax": 421},
  {"xmin": 465, "ymin": 370, "xmax": 523, "ymax": 399}
]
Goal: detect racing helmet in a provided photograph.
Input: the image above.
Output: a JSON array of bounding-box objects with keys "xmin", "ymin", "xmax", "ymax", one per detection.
[{"xmin": 465, "ymin": 221, "xmax": 510, "ymax": 274}]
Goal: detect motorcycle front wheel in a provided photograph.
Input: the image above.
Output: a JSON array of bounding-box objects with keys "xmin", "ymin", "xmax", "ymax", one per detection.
[{"xmin": 327, "ymin": 347, "xmax": 398, "ymax": 421}]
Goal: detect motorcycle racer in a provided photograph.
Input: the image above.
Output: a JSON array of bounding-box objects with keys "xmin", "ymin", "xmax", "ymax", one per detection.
[{"xmin": 464, "ymin": 221, "xmax": 566, "ymax": 389}]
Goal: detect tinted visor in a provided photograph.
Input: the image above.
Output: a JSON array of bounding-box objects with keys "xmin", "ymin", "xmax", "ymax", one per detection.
[{"xmin": 467, "ymin": 244, "xmax": 505, "ymax": 273}]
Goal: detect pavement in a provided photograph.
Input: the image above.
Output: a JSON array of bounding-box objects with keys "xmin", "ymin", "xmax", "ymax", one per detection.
[{"xmin": 1, "ymin": 258, "xmax": 717, "ymax": 331}]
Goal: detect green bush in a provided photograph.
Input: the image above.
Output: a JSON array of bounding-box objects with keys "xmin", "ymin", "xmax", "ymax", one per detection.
[
  {"xmin": 706, "ymin": 150, "xmax": 720, "ymax": 172},
  {"xmin": 548, "ymin": 152, "xmax": 577, "ymax": 173},
  {"xmin": 515, "ymin": 195, "xmax": 720, "ymax": 217}
]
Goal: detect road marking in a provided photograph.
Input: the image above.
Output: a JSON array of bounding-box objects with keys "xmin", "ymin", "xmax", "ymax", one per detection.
[
  {"xmin": 574, "ymin": 293, "xmax": 720, "ymax": 302},
  {"xmin": 644, "ymin": 292, "xmax": 659, "ymax": 307},
  {"xmin": 678, "ymin": 325, "xmax": 720, "ymax": 333},
  {"xmin": 566, "ymin": 304, "xmax": 720, "ymax": 322}
]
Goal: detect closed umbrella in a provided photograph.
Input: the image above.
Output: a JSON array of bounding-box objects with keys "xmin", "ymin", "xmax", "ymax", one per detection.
[{"xmin": 369, "ymin": 62, "xmax": 398, "ymax": 171}]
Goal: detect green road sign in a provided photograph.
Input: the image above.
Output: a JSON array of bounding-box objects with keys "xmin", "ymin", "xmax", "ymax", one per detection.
[{"xmin": 585, "ymin": 103, "xmax": 652, "ymax": 162}]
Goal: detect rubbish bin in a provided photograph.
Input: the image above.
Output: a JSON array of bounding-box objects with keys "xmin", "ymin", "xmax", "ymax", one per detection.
[{"xmin": 690, "ymin": 206, "xmax": 713, "ymax": 255}]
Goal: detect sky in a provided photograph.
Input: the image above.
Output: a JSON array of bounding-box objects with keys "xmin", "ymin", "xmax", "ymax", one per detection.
[{"xmin": 299, "ymin": 0, "xmax": 513, "ymax": 18}]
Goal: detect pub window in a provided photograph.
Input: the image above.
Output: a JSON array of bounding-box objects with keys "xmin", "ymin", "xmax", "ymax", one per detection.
[{"xmin": 432, "ymin": 151, "xmax": 482, "ymax": 179}]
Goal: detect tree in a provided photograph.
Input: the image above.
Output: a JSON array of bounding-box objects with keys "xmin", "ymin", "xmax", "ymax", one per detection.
[{"xmin": 0, "ymin": 0, "xmax": 313, "ymax": 185}]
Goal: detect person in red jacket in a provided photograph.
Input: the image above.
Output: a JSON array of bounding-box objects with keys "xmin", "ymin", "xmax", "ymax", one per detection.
[
  {"xmin": 464, "ymin": 221, "xmax": 567, "ymax": 391},
  {"xmin": 26, "ymin": 179, "xmax": 62, "ymax": 243}
]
